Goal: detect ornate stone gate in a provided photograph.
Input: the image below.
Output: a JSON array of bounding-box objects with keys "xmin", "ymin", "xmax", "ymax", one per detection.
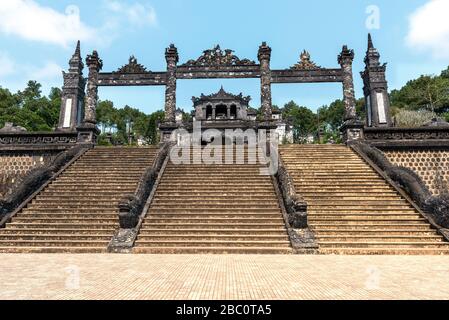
[{"xmin": 57, "ymin": 35, "xmax": 393, "ymax": 143}]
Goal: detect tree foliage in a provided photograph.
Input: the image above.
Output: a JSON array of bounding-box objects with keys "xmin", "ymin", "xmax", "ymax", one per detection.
[{"xmin": 0, "ymin": 81, "xmax": 60, "ymax": 131}]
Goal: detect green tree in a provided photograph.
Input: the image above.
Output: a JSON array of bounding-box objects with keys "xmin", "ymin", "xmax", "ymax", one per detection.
[
  {"xmin": 390, "ymin": 75, "xmax": 449, "ymax": 114},
  {"xmin": 282, "ymin": 101, "xmax": 318, "ymax": 143}
]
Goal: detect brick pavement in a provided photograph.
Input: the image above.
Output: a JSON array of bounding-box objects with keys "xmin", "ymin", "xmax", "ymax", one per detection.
[{"xmin": 0, "ymin": 254, "xmax": 448, "ymax": 300}]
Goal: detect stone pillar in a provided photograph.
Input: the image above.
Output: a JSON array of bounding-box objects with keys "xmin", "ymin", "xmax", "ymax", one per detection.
[
  {"xmin": 338, "ymin": 45, "xmax": 364, "ymax": 143},
  {"xmin": 361, "ymin": 34, "xmax": 392, "ymax": 127},
  {"xmin": 85, "ymin": 51, "xmax": 103, "ymax": 125},
  {"xmin": 338, "ymin": 46, "xmax": 357, "ymax": 122},
  {"xmin": 78, "ymin": 50, "xmax": 102, "ymax": 144},
  {"xmin": 227, "ymin": 106, "xmax": 231, "ymax": 119},
  {"xmin": 164, "ymin": 44, "xmax": 179, "ymax": 123},
  {"xmin": 258, "ymin": 42, "xmax": 273, "ymax": 121},
  {"xmin": 212, "ymin": 106, "xmax": 216, "ymax": 120},
  {"xmin": 58, "ymin": 41, "xmax": 86, "ymax": 131}
]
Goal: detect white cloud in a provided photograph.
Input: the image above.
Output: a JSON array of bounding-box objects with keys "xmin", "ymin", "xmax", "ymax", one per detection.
[
  {"xmin": 0, "ymin": 0, "xmax": 96, "ymax": 48},
  {"xmin": 104, "ymin": 1, "xmax": 158, "ymax": 27},
  {"xmin": 0, "ymin": 51, "xmax": 15, "ymax": 78},
  {"xmin": 29, "ymin": 62, "xmax": 63, "ymax": 81},
  {"xmin": 406, "ymin": 0, "xmax": 449, "ymax": 59}
]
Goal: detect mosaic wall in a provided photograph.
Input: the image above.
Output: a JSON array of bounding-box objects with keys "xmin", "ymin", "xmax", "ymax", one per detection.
[
  {"xmin": 383, "ymin": 149, "xmax": 449, "ymax": 196},
  {"xmin": 0, "ymin": 152, "xmax": 58, "ymax": 198}
]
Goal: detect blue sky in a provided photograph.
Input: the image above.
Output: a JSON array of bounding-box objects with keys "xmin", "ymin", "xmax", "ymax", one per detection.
[{"xmin": 1, "ymin": 0, "xmax": 448, "ymax": 114}]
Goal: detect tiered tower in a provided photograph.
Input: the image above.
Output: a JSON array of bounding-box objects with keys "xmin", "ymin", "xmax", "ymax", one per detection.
[
  {"xmin": 58, "ymin": 41, "xmax": 86, "ymax": 131},
  {"xmin": 361, "ymin": 34, "xmax": 392, "ymax": 127}
]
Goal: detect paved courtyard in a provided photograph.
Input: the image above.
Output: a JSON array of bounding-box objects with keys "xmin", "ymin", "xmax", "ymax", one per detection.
[{"xmin": 0, "ymin": 254, "xmax": 448, "ymax": 300}]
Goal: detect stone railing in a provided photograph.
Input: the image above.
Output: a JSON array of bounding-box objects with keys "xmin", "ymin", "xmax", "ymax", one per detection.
[
  {"xmin": 0, "ymin": 131, "xmax": 78, "ymax": 150},
  {"xmin": 108, "ymin": 142, "xmax": 172, "ymax": 252},
  {"xmin": 351, "ymin": 142, "xmax": 449, "ymax": 239},
  {"xmin": 274, "ymin": 157, "xmax": 317, "ymax": 251},
  {"xmin": 0, "ymin": 144, "xmax": 90, "ymax": 226},
  {"xmin": 363, "ymin": 126, "xmax": 449, "ymax": 148}
]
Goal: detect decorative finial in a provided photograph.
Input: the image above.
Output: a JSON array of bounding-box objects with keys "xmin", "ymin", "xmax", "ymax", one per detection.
[
  {"xmin": 368, "ymin": 33, "xmax": 374, "ymax": 49},
  {"xmin": 75, "ymin": 40, "xmax": 81, "ymax": 56}
]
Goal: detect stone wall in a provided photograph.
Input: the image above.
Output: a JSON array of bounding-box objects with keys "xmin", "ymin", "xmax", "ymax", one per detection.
[
  {"xmin": 0, "ymin": 151, "xmax": 59, "ymax": 198},
  {"xmin": 383, "ymin": 149, "xmax": 449, "ymax": 196}
]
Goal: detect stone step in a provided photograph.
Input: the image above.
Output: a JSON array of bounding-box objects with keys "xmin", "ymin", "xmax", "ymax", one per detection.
[
  {"xmin": 46, "ymin": 186, "xmax": 137, "ymax": 191},
  {"xmin": 7, "ymin": 223, "xmax": 117, "ymax": 229},
  {"xmin": 32, "ymin": 199, "xmax": 121, "ymax": 205},
  {"xmin": 315, "ymin": 235, "xmax": 444, "ymax": 242},
  {"xmin": 0, "ymin": 240, "xmax": 110, "ymax": 247},
  {"xmin": 311, "ymin": 222, "xmax": 431, "ymax": 228},
  {"xmin": 155, "ymin": 186, "xmax": 274, "ymax": 191},
  {"xmin": 0, "ymin": 234, "xmax": 113, "ymax": 241},
  {"xmin": 150, "ymin": 208, "xmax": 281, "ymax": 213},
  {"xmin": 315, "ymin": 229, "xmax": 438, "ymax": 236},
  {"xmin": 137, "ymin": 235, "xmax": 290, "ymax": 241},
  {"xmin": 133, "ymin": 247, "xmax": 293, "ymax": 254},
  {"xmin": 0, "ymin": 247, "xmax": 107, "ymax": 253},
  {"xmin": 308, "ymin": 202, "xmax": 411, "ymax": 207},
  {"xmin": 318, "ymin": 248, "xmax": 449, "ymax": 255},
  {"xmin": 12, "ymin": 218, "xmax": 118, "ymax": 224},
  {"xmin": 153, "ymin": 195, "xmax": 275, "ymax": 200},
  {"xmin": 318, "ymin": 241, "xmax": 448, "ymax": 248},
  {"xmin": 21, "ymin": 208, "xmax": 118, "ymax": 213},
  {"xmin": 141, "ymin": 223, "xmax": 286, "ymax": 230},
  {"xmin": 154, "ymin": 190, "xmax": 275, "ymax": 195},
  {"xmin": 28, "ymin": 202, "xmax": 119, "ymax": 208},
  {"xmin": 150, "ymin": 204, "xmax": 280, "ymax": 209},
  {"xmin": 57, "ymin": 176, "xmax": 143, "ymax": 180},
  {"xmin": 41, "ymin": 191, "xmax": 135, "ymax": 197},
  {"xmin": 146, "ymin": 217, "xmax": 285, "ymax": 224},
  {"xmin": 309, "ymin": 217, "xmax": 426, "ymax": 222},
  {"xmin": 161, "ymin": 176, "xmax": 270, "ymax": 181},
  {"xmin": 134, "ymin": 240, "xmax": 290, "ymax": 248},
  {"xmin": 139, "ymin": 228, "xmax": 288, "ymax": 235},
  {"xmin": 16, "ymin": 213, "xmax": 118, "ymax": 219},
  {"xmin": 302, "ymin": 195, "xmax": 400, "ymax": 200},
  {"xmin": 0, "ymin": 229, "xmax": 115, "ymax": 235},
  {"xmin": 146, "ymin": 213, "xmax": 282, "ymax": 219}
]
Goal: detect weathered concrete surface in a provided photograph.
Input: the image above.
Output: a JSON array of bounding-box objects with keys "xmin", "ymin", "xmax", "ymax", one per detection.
[{"xmin": 0, "ymin": 254, "xmax": 448, "ymax": 300}]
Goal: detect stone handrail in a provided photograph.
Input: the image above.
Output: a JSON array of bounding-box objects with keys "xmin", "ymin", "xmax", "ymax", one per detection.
[
  {"xmin": 351, "ymin": 141, "xmax": 449, "ymax": 236},
  {"xmin": 0, "ymin": 144, "xmax": 90, "ymax": 226},
  {"xmin": 273, "ymin": 154, "xmax": 317, "ymax": 251},
  {"xmin": 117, "ymin": 142, "xmax": 172, "ymax": 229},
  {"xmin": 276, "ymin": 161, "xmax": 308, "ymax": 229},
  {"xmin": 108, "ymin": 142, "xmax": 172, "ymax": 252}
]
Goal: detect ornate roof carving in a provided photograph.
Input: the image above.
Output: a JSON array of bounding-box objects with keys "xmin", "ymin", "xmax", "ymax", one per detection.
[
  {"xmin": 114, "ymin": 56, "xmax": 150, "ymax": 74},
  {"xmin": 192, "ymin": 86, "xmax": 251, "ymax": 105},
  {"xmin": 182, "ymin": 45, "xmax": 256, "ymax": 67},
  {"xmin": 291, "ymin": 50, "xmax": 322, "ymax": 70}
]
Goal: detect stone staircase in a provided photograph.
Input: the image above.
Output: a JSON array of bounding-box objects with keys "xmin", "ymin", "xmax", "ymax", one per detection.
[
  {"xmin": 280, "ymin": 144, "xmax": 449, "ymax": 255},
  {"xmin": 0, "ymin": 147, "xmax": 157, "ymax": 253},
  {"xmin": 134, "ymin": 146, "xmax": 292, "ymax": 254}
]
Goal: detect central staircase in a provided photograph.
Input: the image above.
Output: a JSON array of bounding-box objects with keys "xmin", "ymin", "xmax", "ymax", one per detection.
[
  {"xmin": 280, "ymin": 144, "xmax": 449, "ymax": 255},
  {"xmin": 134, "ymin": 146, "xmax": 292, "ymax": 254},
  {"xmin": 0, "ymin": 147, "xmax": 157, "ymax": 253}
]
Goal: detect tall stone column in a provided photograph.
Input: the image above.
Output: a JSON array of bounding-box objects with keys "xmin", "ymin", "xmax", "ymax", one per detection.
[
  {"xmin": 85, "ymin": 51, "xmax": 103, "ymax": 125},
  {"xmin": 165, "ymin": 44, "xmax": 179, "ymax": 123},
  {"xmin": 58, "ymin": 41, "xmax": 86, "ymax": 131},
  {"xmin": 77, "ymin": 50, "xmax": 102, "ymax": 144},
  {"xmin": 258, "ymin": 42, "xmax": 273, "ymax": 121},
  {"xmin": 338, "ymin": 46, "xmax": 364, "ymax": 143},
  {"xmin": 338, "ymin": 46, "xmax": 357, "ymax": 122}
]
